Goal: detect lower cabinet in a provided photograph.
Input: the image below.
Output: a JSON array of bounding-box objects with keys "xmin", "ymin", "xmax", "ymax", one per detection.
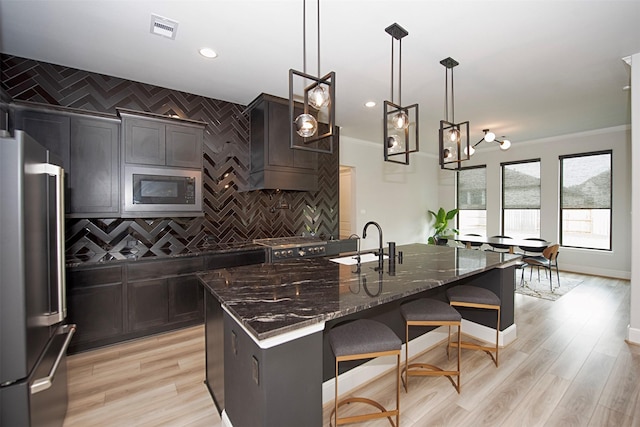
[
  {"xmin": 66, "ymin": 249, "xmax": 265, "ymax": 353},
  {"xmin": 67, "ymin": 265, "xmax": 124, "ymax": 353},
  {"xmin": 128, "ymin": 278, "xmax": 170, "ymax": 332}
]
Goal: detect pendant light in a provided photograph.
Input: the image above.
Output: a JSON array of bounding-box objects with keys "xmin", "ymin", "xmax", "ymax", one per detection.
[
  {"xmin": 466, "ymin": 129, "xmax": 512, "ymax": 156},
  {"xmin": 288, "ymin": 0, "xmax": 335, "ymax": 154},
  {"xmin": 439, "ymin": 57, "xmax": 470, "ymax": 170},
  {"xmin": 383, "ymin": 23, "xmax": 419, "ymax": 165}
]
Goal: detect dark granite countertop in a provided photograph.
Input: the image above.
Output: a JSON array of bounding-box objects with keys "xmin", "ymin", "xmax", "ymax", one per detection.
[
  {"xmin": 66, "ymin": 241, "xmax": 264, "ymax": 268},
  {"xmin": 197, "ymin": 243, "xmax": 520, "ymax": 342}
]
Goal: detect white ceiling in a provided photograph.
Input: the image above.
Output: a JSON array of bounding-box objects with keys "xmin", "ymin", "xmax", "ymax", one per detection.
[{"xmin": 1, "ymin": 0, "xmax": 638, "ymax": 153}]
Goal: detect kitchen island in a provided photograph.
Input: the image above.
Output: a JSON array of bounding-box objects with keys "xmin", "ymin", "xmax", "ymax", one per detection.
[{"xmin": 198, "ymin": 243, "xmax": 520, "ymax": 427}]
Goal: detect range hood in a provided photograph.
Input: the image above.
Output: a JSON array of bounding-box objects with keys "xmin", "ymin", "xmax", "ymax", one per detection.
[{"xmin": 244, "ymin": 93, "xmax": 319, "ymax": 192}]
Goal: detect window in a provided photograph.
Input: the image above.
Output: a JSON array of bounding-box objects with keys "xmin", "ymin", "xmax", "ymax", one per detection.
[
  {"xmin": 457, "ymin": 166, "xmax": 486, "ymax": 235},
  {"xmin": 560, "ymin": 151, "xmax": 611, "ymax": 250},
  {"xmin": 502, "ymin": 160, "xmax": 540, "ymax": 239}
]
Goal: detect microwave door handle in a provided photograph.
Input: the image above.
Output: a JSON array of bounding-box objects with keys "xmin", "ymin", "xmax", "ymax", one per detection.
[{"xmin": 29, "ymin": 163, "xmax": 67, "ymax": 326}]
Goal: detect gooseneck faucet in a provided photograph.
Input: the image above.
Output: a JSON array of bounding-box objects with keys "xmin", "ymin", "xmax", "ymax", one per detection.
[{"xmin": 363, "ymin": 221, "xmax": 384, "ymax": 270}]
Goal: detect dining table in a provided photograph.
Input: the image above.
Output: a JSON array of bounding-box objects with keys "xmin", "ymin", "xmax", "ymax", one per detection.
[{"xmin": 455, "ymin": 235, "xmax": 550, "ymax": 254}]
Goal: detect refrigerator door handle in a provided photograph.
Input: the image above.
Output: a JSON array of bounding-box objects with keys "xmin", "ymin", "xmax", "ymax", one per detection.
[
  {"xmin": 30, "ymin": 324, "xmax": 76, "ymax": 395},
  {"xmin": 28, "ymin": 163, "xmax": 67, "ymax": 326}
]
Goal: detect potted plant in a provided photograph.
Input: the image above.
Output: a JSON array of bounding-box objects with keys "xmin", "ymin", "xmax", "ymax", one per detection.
[{"xmin": 428, "ymin": 208, "xmax": 459, "ymax": 245}]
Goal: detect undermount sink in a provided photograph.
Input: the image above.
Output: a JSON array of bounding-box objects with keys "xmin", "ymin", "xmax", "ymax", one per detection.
[{"xmin": 329, "ymin": 253, "xmax": 389, "ymax": 265}]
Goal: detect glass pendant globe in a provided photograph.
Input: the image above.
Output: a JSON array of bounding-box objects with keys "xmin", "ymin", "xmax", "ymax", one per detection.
[
  {"xmin": 484, "ymin": 131, "xmax": 496, "ymax": 142},
  {"xmin": 464, "ymin": 145, "xmax": 475, "ymax": 156},
  {"xmin": 448, "ymin": 127, "xmax": 460, "ymax": 142},
  {"xmin": 308, "ymin": 86, "xmax": 330, "ymax": 109},
  {"xmin": 391, "ymin": 111, "xmax": 409, "ymax": 130},
  {"xmin": 295, "ymin": 113, "xmax": 318, "ymax": 138},
  {"xmin": 500, "ymin": 139, "xmax": 511, "ymax": 150}
]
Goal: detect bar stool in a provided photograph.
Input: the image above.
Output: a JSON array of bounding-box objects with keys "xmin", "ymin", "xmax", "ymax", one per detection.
[
  {"xmin": 329, "ymin": 318, "xmax": 402, "ymax": 427},
  {"xmin": 446, "ymin": 285, "xmax": 501, "ymax": 367},
  {"xmin": 400, "ymin": 298, "xmax": 461, "ymax": 393}
]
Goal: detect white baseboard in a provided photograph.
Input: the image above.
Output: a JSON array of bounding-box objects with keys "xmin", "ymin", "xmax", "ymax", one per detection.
[
  {"xmin": 322, "ymin": 322, "xmax": 517, "ymax": 404},
  {"xmin": 221, "ymin": 409, "xmax": 233, "ymax": 427},
  {"xmin": 627, "ymin": 325, "xmax": 640, "ymax": 345}
]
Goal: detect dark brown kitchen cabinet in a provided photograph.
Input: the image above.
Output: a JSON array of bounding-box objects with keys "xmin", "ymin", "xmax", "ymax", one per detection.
[
  {"xmin": 246, "ymin": 93, "xmax": 319, "ymax": 191},
  {"xmin": 68, "ymin": 116, "xmax": 120, "ymax": 217},
  {"xmin": 118, "ymin": 108, "xmax": 205, "ymax": 169},
  {"xmin": 66, "ymin": 265, "xmax": 124, "ymax": 353},
  {"xmin": 13, "ymin": 108, "xmax": 70, "ymax": 170},
  {"xmin": 128, "ymin": 278, "xmax": 170, "ymax": 331},
  {"xmin": 168, "ymin": 275, "xmax": 204, "ymax": 323},
  {"xmin": 127, "ymin": 256, "xmax": 205, "ymax": 333}
]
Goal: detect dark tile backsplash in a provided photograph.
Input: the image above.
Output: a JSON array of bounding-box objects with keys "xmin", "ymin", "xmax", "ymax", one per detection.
[{"xmin": 1, "ymin": 54, "xmax": 339, "ymax": 263}]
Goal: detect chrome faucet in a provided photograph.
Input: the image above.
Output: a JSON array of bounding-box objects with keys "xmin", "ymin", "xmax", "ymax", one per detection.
[{"xmin": 363, "ymin": 221, "xmax": 384, "ymax": 270}]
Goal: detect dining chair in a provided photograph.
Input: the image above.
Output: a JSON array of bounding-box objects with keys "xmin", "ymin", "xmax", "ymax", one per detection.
[
  {"xmin": 521, "ymin": 244, "xmax": 560, "ymax": 290},
  {"xmin": 517, "ymin": 237, "xmax": 547, "ymax": 256},
  {"xmin": 487, "ymin": 235, "xmax": 512, "ymax": 252},
  {"xmin": 460, "ymin": 233, "xmax": 483, "ymax": 249}
]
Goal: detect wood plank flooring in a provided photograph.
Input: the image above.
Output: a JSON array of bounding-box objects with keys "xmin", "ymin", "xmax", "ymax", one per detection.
[{"xmin": 63, "ymin": 273, "xmax": 639, "ymax": 426}]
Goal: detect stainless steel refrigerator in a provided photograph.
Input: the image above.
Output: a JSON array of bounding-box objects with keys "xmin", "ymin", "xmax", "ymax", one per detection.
[{"xmin": 1, "ymin": 130, "xmax": 76, "ymax": 427}]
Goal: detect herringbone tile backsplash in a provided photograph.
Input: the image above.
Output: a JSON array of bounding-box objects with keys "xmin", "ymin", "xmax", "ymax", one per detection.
[{"xmin": 1, "ymin": 54, "xmax": 339, "ymax": 262}]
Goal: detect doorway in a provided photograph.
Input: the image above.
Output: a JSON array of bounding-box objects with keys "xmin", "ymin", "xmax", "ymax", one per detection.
[{"xmin": 339, "ymin": 166, "xmax": 355, "ymax": 238}]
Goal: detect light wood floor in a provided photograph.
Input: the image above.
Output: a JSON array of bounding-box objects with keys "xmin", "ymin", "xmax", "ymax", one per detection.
[{"xmin": 64, "ymin": 273, "xmax": 639, "ymax": 426}]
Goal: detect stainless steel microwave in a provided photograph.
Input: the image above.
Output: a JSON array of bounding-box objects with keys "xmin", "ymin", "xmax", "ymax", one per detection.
[{"xmin": 123, "ymin": 165, "xmax": 203, "ymax": 217}]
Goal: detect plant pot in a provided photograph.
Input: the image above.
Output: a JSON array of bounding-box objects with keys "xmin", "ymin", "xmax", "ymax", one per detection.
[{"xmin": 435, "ymin": 237, "xmax": 448, "ymax": 246}]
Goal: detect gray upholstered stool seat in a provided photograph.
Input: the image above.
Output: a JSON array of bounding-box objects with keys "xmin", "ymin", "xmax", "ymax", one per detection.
[
  {"xmin": 329, "ymin": 319, "xmax": 401, "ymax": 426},
  {"xmin": 446, "ymin": 285, "xmax": 501, "ymax": 367},
  {"xmin": 400, "ymin": 299, "xmax": 462, "ymax": 393}
]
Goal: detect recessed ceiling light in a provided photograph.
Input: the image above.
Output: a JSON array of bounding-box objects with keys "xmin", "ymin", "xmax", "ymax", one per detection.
[
  {"xmin": 199, "ymin": 48, "xmax": 218, "ymax": 59},
  {"xmin": 365, "ymin": 101, "xmax": 376, "ymax": 108}
]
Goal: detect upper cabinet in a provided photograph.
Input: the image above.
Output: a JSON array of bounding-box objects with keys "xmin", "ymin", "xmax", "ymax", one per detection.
[
  {"xmin": 245, "ymin": 93, "xmax": 320, "ymax": 192},
  {"xmin": 117, "ymin": 108, "xmax": 205, "ymax": 169},
  {"xmin": 14, "ymin": 105, "xmax": 121, "ymax": 217},
  {"xmin": 14, "ymin": 107, "xmax": 71, "ymax": 170},
  {"xmin": 69, "ymin": 116, "xmax": 120, "ymax": 217}
]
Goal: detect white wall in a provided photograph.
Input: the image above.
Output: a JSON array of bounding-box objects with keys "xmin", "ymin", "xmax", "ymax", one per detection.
[
  {"xmin": 339, "ymin": 136, "xmax": 439, "ymax": 251},
  {"xmin": 439, "ymin": 126, "xmax": 632, "ymax": 279}
]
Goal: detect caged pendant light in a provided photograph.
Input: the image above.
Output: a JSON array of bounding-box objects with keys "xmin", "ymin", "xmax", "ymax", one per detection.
[
  {"xmin": 383, "ymin": 23, "xmax": 419, "ymax": 165},
  {"xmin": 288, "ymin": 0, "xmax": 335, "ymax": 154},
  {"xmin": 439, "ymin": 57, "xmax": 470, "ymax": 170}
]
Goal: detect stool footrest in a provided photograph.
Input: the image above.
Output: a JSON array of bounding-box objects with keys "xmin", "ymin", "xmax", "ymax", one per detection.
[
  {"xmin": 403, "ymin": 363, "xmax": 460, "ymax": 393},
  {"xmin": 331, "ymin": 397, "xmax": 398, "ymax": 427},
  {"xmin": 450, "ymin": 341, "xmax": 498, "ymax": 365}
]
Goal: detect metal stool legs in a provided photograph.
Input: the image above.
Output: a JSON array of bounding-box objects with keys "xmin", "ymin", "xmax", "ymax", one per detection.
[{"xmin": 329, "ymin": 319, "xmax": 402, "ymax": 427}]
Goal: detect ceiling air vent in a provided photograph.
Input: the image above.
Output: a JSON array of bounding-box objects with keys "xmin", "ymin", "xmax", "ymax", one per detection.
[{"xmin": 150, "ymin": 14, "xmax": 179, "ymax": 40}]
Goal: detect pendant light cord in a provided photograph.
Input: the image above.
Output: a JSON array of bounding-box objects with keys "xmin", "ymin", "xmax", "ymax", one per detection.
[
  {"xmin": 390, "ymin": 36, "xmax": 403, "ymax": 105},
  {"xmin": 302, "ymin": 0, "xmax": 307, "ymax": 74},
  {"xmin": 317, "ymin": 0, "xmax": 321, "ymax": 78},
  {"xmin": 390, "ymin": 37, "xmax": 394, "ymax": 102}
]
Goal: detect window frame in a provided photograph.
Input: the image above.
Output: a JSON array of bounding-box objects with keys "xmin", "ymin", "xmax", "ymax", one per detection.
[
  {"xmin": 559, "ymin": 150, "xmax": 612, "ymax": 251},
  {"xmin": 500, "ymin": 158, "xmax": 541, "ymax": 238},
  {"xmin": 456, "ymin": 164, "xmax": 487, "ymax": 235}
]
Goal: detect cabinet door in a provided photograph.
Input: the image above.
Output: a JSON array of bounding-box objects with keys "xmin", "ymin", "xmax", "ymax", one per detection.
[
  {"xmin": 69, "ymin": 117, "xmax": 120, "ymax": 216},
  {"xmin": 68, "ymin": 283, "xmax": 124, "ymax": 343},
  {"xmin": 266, "ymin": 101, "xmax": 316, "ymax": 171},
  {"xmin": 66, "ymin": 266, "xmax": 124, "ymax": 350},
  {"xmin": 14, "ymin": 109, "xmax": 70, "ymax": 170},
  {"xmin": 166, "ymin": 124, "xmax": 203, "ymax": 168},
  {"xmin": 168, "ymin": 275, "xmax": 204, "ymax": 323},
  {"xmin": 124, "ymin": 118, "xmax": 166, "ymax": 165},
  {"xmin": 128, "ymin": 279, "xmax": 169, "ymax": 331}
]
